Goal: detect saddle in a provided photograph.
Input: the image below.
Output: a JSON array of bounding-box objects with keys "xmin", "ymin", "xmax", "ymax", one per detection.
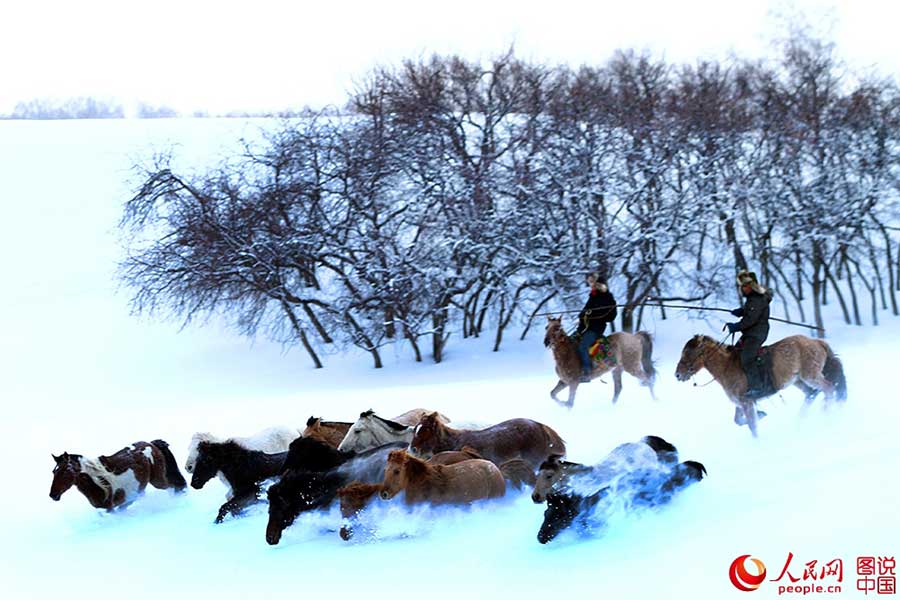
[{"xmin": 588, "ymin": 336, "xmax": 616, "ymax": 367}]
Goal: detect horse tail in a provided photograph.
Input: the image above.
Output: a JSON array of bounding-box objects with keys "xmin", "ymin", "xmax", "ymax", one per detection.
[
  {"xmin": 151, "ymin": 439, "xmax": 187, "ymax": 491},
  {"xmin": 636, "ymin": 331, "xmax": 656, "ymax": 383},
  {"xmin": 540, "ymin": 424, "xmax": 566, "ymax": 457},
  {"xmin": 821, "ymin": 343, "xmax": 848, "ymax": 402}
]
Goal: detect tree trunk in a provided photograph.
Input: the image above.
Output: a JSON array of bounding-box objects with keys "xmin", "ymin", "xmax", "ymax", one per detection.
[
  {"xmin": 520, "ymin": 290, "xmax": 557, "ymax": 341},
  {"xmin": 280, "ymin": 301, "xmax": 322, "ymax": 368}
]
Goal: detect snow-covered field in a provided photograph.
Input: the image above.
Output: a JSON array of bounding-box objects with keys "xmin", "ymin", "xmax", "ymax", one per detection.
[{"xmin": 1, "ymin": 119, "xmax": 897, "ymax": 599}]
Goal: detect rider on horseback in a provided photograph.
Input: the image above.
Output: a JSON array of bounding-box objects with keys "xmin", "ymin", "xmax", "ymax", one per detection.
[
  {"xmin": 577, "ymin": 273, "xmax": 617, "ymax": 383},
  {"xmin": 724, "ymin": 270, "xmax": 774, "ymax": 400}
]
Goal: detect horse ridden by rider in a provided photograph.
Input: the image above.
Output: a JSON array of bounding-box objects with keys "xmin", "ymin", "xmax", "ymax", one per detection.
[{"xmin": 724, "ymin": 270, "xmax": 774, "ymax": 400}]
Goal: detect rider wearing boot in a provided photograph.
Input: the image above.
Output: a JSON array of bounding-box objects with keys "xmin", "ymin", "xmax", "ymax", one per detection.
[
  {"xmin": 577, "ymin": 273, "xmax": 617, "ymax": 383},
  {"xmin": 725, "ymin": 270, "xmax": 774, "ymax": 400}
]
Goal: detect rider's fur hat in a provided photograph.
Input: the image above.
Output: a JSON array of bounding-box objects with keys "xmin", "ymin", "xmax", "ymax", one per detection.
[{"xmin": 736, "ymin": 270, "xmax": 766, "ymax": 295}]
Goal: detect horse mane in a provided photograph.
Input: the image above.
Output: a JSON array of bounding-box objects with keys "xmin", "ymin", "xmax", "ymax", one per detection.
[
  {"xmin": 78, "ymin": 457, "xmax": 113, "ymax": 500},
  {"xmin": 372, "ymin": 414, "xmax": 409, "ymax": 431},
  {"xmin": 360, "ymin": 409, "xmax": 376, "ymax": 418},
  {"xmin": 191, "ymin": 432, "xmax": 224, "ymax": 445},
  {"xmin": 284, "ymin": 436, "xmax": 348, "ymax": 472}
]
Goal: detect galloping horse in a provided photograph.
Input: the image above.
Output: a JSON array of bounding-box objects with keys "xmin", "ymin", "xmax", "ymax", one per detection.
[
  {"xmin": 409, "ymin": 412, "xmax": 565, "ymax": 471},
  {"xmin": 190, "ymin": 441, "xmax": 287, "ymax": 523},
  {"xmin": 50, "ymin": 440, "xmax": 186, "ymax": 510},
  {"xmin": 675, "ymin": 334, "xmax": 848, "ymax": 437},
  {"xmin": 184, "ymin": 426, "xmax": 301, "ymax": 477},
  {"xmin": 544, "ymin": 317, "xmax": 657, "ymax": 408},
  {"xmin": 380, "ymin": 450, "xmax": 506, "ymax": 505}
]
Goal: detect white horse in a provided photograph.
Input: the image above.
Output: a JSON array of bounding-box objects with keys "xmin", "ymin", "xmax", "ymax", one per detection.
[
  {"xmin": 337, "ymin": 409, "xmax": 449, "ymax": 453},
  {"xmin": 184, "ymin": 426, "xmax": 302, "ymax": 489}
]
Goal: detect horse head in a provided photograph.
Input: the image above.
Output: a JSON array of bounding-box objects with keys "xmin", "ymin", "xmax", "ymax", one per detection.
[
  {"xmin": 531, "ymin": 454, "xmax": 565, "ymax": 503},
  {"xmin": 409, "ymin": 412, "xmax": 444, "ymax": 459},
  {"xmin": 543, "ymin": 316, "xmax": 564, "ymax": 348},
  {"xmin": 380, "ymin": 450, "xmax": 410, "ymax": 500},
  {"xmin": 190, "ymin": 441, "xmax": 221, "ymax": 489},
  {"xmin": 537, "ymin": 492, "xmax": 582, "ymax": 544},
  {"xmin": 337, "ymin": 411, "xmax": 387, "ymax": 453},
  {"xmin": 265, "ymin": 475, "xmax": 300, "ymax": 545},
  {"xmin": 675, "ymin": 335, "xmax": 708, "ymax": 382},
  {"xmin": 50, "ymin": 452, "xmax": 81, "ymax": 501}
]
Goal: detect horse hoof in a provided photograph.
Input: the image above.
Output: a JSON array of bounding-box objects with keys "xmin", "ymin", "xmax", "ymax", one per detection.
[{"xmin": 757, "ymin": 410, "xmax": 768, "ymax": 420}]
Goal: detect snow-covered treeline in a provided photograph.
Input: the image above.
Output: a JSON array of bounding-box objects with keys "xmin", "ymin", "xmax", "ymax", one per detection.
[{"xmin": 120, "ymin": 34, "xmax": 900, "ymax": 368}]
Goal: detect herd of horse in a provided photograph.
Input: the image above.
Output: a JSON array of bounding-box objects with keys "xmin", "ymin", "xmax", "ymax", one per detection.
[
  {"xmin": 48, "ymin": 319, "xmax": 848, "ymax": 545},
  {"xmin": 49, "ymin": 409, "xmax": 706, "ymax": 545}
]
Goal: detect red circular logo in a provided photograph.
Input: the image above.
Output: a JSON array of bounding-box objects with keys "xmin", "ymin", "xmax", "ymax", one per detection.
[{"xmin": 730, "ymin": 554, "xmax": 767, "ymax": 592}]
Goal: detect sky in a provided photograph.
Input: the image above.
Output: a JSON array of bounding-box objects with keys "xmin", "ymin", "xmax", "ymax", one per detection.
[{"xmin": 1, "ymin": 0, "xmax": 899, "ymax": 115}]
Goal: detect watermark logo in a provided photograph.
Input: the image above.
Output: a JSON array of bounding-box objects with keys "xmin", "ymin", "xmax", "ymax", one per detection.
[{"xmin": 730, "ymin": 554, "xmax": 768, "ymax": 592}]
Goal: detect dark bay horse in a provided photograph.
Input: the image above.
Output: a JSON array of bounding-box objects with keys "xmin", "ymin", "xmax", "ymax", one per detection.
[
  {"xmin": 190, "ymin": 440, "xmax": 288, "ymax": 523},
  {"xmin": 537, "ymin": 460, "xmax": 707, "ymax": 544},
  {"xmin": 50, "ymin": 440, "xmax": 186, "ymax": 510},
  {"xmin": 531, "ymin": 435, "xmax": 677, "ymax": 503},
  {"xmin": 409, "ymin": 412, "xmax": 565, "ymax": 471}
]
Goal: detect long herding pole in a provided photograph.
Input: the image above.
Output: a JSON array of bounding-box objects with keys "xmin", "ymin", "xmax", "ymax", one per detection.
[{"xmin": 536, "ymin": 303, "xmax": 820, "ymax": 331}]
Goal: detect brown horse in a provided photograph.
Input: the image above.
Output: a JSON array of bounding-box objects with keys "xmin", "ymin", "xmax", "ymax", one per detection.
[
  {"xmin": 380, "ymin": 450, "xmax": 506, "ymax": 504},
  {"xmin": 336, "ymin": 447, "xmax": 485, "ymax": 540},
  {"xmin": 302, "ymin": 417, "xmax": 353, "ymax": 449},
  {"xmin": 543, "ymin": 317, "xmax": 657, "ymax": 408},
  {"xmin": 675, "ymin": 334, "xmax": 848, "ymax": 437},
  {"xmin": 50, "ymin": 440, "xmax": 186, "ymax": 510},
  {"xmin": 409, "ymin": 412, "xmax": 565, "ymax": 470}
]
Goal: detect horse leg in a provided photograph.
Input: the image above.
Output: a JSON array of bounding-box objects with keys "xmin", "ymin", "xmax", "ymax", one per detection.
[
  {"xmin": 215, "ymin": 486, "xmax": 261, "ymax": 523},
  {"xmin": 550, "ymin": 379, "xmax": 567, "ymax": 403},
  {"xmin": 733, "ymin": 405, "xmax": 746, "ymax": 426},
  {"xmin": 565, "ymin": 382, "xmax": 578, "ymax": 409},
  {"xmin": 742, "ymin": 402, "xmax": 759, "ymax": 438},
  {"xmin": 611, "ymin": 367, "xmax": 623, "ymax": 404}
]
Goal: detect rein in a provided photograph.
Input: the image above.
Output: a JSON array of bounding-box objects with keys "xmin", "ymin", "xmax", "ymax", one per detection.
[{"xmin": 691, "ymin": 333, "xmax": 732, "ymax": 388}]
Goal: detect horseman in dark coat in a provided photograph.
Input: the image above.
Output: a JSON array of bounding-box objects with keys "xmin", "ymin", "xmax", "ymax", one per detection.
[
  {"xmin": 725, "ymin": 270, "xmax": 774, "ymax": 400},
  {"xmin": 577, "ymin": 273, "xmax": 617, "ymax": 383}
]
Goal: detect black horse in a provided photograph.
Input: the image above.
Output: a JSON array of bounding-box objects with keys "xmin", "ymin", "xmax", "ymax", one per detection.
[
  {"xmin": 190, "ymin": 440, "xmax": 288, "ymax": 523},
  {"xmin": 265, "ymin": 441, "xmax": 406, "ymax": 545},
  {"xmin": 279, "ymin": 436, "xmax": 353, "ymax": 474},
  {"xmin": 537, "ymin": 460, "xmax": 707, "ymax": 544}
]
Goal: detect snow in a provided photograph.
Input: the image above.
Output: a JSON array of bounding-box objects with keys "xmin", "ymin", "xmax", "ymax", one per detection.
[{"xmin": 0, "ymin": 119, "xmax": 897, "ymax": 599}]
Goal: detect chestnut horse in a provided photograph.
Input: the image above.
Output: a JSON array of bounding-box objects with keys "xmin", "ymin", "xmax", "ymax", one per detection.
[
  {"xmin": 675, "ymin": 334, "xmax": 848, "ymax": 437},
  {"xmin": 50, "ymin": 440, "xmax": 186, "ymax": 510},
  {"xmin": 336, "ymin": 447, "xmax": 484, "ymax": 540},
  {"xmin": 302, "ymin": 417, "xmax": 353, "ymax": 449},
  {"xmin": 380, "ymin": 450, "xmax": 506, "ymax": 504},
  {"xmin": 543, "ymin": 317, "xmax": 657, "ymax": 408},
  {"xmin": 409, "ymin": 412, "xmax": 566, "ymax": 471}
]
